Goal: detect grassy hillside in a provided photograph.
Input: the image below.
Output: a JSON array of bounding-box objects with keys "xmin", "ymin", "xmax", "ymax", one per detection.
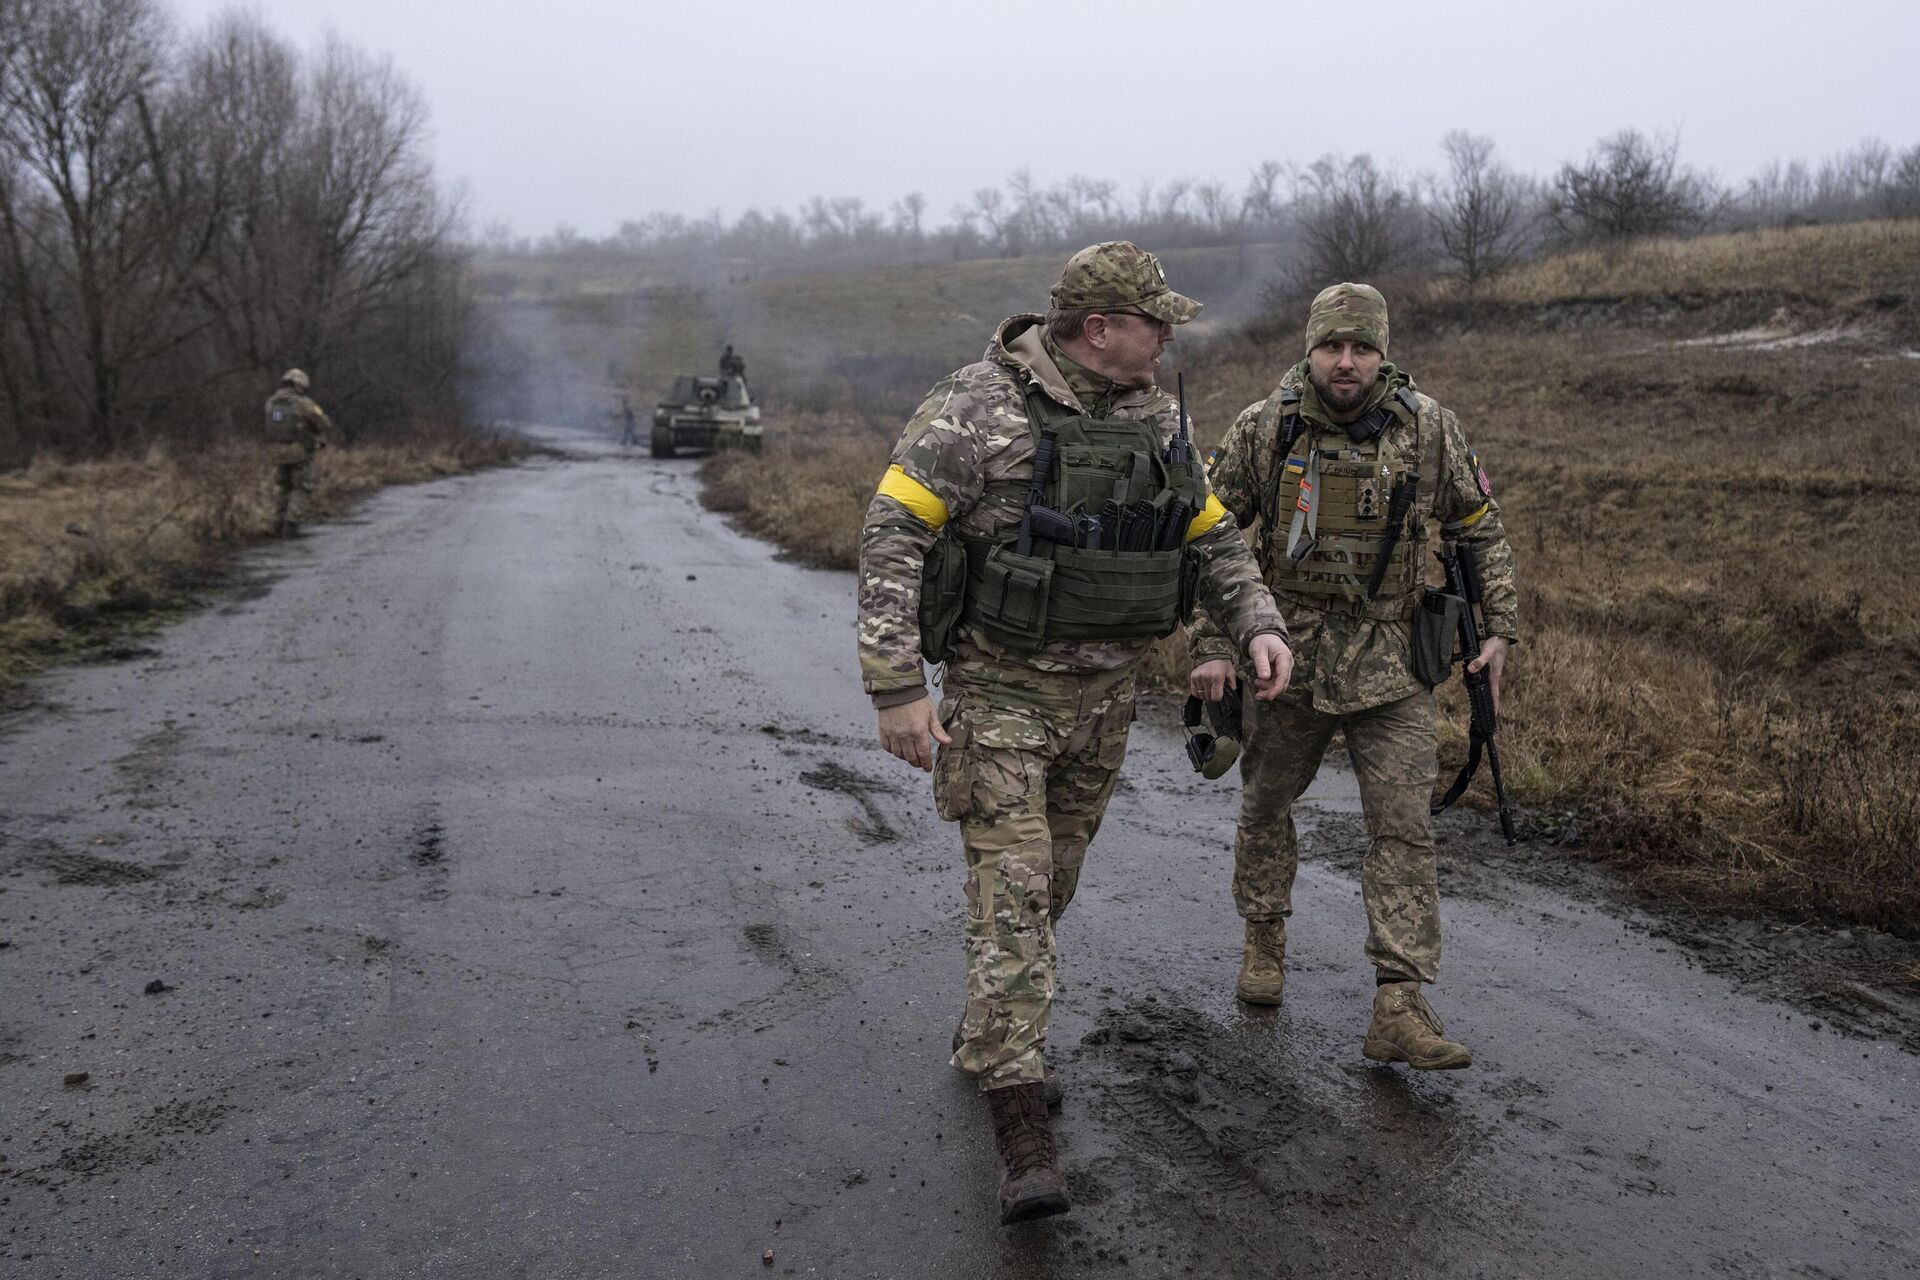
[
  {"xmin": 473, "ymin": 244, "xmax": 1279, "ymax": 429},
  {"xmin": 702, "ymin": 221, "xmax": 1920, "ymax": 937}
]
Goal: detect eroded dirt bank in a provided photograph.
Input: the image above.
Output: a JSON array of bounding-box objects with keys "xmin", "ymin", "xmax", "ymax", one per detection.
[{"xmin": 2, "ymin": 431, "xmax": 1916, "ymax": 1279}]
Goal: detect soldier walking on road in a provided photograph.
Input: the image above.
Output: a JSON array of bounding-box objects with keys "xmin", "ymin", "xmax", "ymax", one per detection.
[
  {"xmin": 263, "ymin": 369, "xmax": 339, "ymax": 538},
  {"xmin": 857, "ymin": 242, "xmax": 1292, "ymax": 1224},
  {"xmin": 1189, "ymin": 283, "xmax": 1520, "ymax": 1070}
]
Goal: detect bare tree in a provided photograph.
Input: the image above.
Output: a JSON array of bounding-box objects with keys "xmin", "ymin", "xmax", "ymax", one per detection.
[
  {"xmin": 1242, "ymin": 159, "xmax": 1285, "ymax": 226},
  {"xmin": 1430, "ymin": 131, "xmax": 1531, "ymax": 286},
  {"xmin": 0, "ymin": 3, "xmax": 466, "ymax": 463},
  {"xmin": 0, "ymin": 0, "xmax": 184, "ymax": 452},
  {"xmin": 957, "ymin": 186, "xmax": 1016, "ymax": 257},
  {"xmin": 1544, "ymin": 129, "xmax": 1721, "ymax": 244},
  {"xmin": 890, "ymin": 191, "xmax": 926, "ymax": 242},
  {"xmin": 1743, "ymin": 158, "xmax": 1816, "ymax": 226},
  {"xmin": 1885, "ymin": 144, "xmax": 1920, "ymax": 220},
  {"xmin": 1292, "ymin": 153, "xmax": 1424, "ymax": 284},
  {"xmin": 1194, "ymin": 180, "xmax": 1234, "ymax": 235}
]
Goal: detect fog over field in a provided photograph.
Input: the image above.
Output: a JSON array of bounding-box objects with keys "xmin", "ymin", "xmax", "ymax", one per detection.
[{"xmin": 169, "ymin": 0, "xmax": 1920, "ymax": 238}]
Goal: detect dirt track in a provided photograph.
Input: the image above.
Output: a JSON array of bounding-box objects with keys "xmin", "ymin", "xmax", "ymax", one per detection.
[{"xmin": 3, "ymin": 430, "xmax": 1917, "ymax": 1279}]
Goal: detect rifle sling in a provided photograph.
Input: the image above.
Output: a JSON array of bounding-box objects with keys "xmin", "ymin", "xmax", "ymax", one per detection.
[{"xmin": 1431, "ymin": 734, "xmax": 1485, "ymax": 816}]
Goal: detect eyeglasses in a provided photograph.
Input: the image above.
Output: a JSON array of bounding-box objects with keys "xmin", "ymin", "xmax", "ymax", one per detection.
[{"xmin": 1099, "ymin": 309, "xmax": 1169, "ymax": 329}]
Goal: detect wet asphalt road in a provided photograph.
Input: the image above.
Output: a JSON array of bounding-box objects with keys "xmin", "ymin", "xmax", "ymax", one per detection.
[{"xmin": 3, "ymin": 430, "xmax": 1918, "ymax": 1279}]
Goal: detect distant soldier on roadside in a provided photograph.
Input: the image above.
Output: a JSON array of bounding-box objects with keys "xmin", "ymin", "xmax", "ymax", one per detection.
[
  {"xmin": 857, "ymin": 242, "xmax": 1292, "ymax": 1224},
  {"xmin": 619, "ymin": 396, "xmax": 638, "ymax": 446},
  {"xmin": 263, "ymin": 369, "xmax": 339, "ymax": 537},
  {"xmin": 1189, "ymin": 283, "xmax": 1520, "ymax": 1070}
]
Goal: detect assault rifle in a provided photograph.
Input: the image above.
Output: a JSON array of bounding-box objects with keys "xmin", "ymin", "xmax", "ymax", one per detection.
[{"xmin": 1430, "ymin": 537, "xmax": 1519, "ymax": 844}]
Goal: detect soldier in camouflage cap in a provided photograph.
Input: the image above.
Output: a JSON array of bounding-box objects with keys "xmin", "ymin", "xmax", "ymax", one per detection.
[
  {"xmin": 262, "ymin": 369, "xmax": 340, "ymax": 537},
  {"xmin": 1050, "ymin": 241, "xmax": 1204, "ymax": 325},
  {"xmin": 857, "ymin": 243, "xmax": 1290, "ymax": 1224},
  {"xmin": 1303, "ymin": 282, "xmax": 1389, "ymax": 355},
  {"xmin": 1190, "ymin": 282, "xmax": 1519, "ymax": 1071}
]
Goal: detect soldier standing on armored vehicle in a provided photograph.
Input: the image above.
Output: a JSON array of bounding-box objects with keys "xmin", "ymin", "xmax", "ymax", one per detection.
[
  {"xmin": 719, "ymin": 344, "xmax": 746, "ymax": 382},
  {"xmin": 857, "ymin": 242, "xmax": 1292, "ymax": 1225},
  {"xmin": 1189, "ymin": 283, "xmax": 1520, "ymax": 1070},
  {"xmin": 262, "ymin": 369, "xmax": 339, "ymax": 537}
]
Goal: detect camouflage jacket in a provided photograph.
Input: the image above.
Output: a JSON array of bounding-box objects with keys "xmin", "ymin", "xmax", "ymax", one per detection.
[
  {"xmin": 858, "ymin": 315, "xmax": 1285, "ymax": 706},
  {"xmin": 1190, "ymin": 362, "xmax": 1519, "ymax": 716},
  {"xmin": 264, "ymin": 390, "xmax": 335, "ymax": 456}
]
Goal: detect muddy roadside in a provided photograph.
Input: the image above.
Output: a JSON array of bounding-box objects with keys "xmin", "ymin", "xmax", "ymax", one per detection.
[{"xmin": 2, "ymin": 436, "xmax": 1917, "ymax": 1279}]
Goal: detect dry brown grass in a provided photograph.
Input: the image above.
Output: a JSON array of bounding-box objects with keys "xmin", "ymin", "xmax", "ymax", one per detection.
[
  {"xmin": 697, "ymin": 222, "xmax": 1920, "ymax": 933},
  {"xmin": 0, "ymin": 423, "xmax": 529, "ymax": 684},
  {"xmin": 1454, "ymin": 219, "xmax": 1920, "ymax": 306}
]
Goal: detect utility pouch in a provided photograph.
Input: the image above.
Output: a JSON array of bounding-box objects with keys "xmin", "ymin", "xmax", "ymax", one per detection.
[
  {"xmin": 917, "ymin": 532, "xmax": 967, "ymax": 664},
  {"xmin": 1413, "ymin": 590, "xmax": 1464, "ymax": 688},
  {"xmin": 1177, "ymin": 548, "xmax": 1200, "ymax": 624},
  {"xmin": 1046, "ymin": 545, "xmax": 1184, "ymax": 640},
  {"xmin": 973, "ymin": 545, "xmax": 1054, "ymax": 649}
]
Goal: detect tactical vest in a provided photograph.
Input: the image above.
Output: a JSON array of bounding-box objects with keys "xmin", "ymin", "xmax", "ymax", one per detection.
[
  {"xmin": 1257, "ymin": 381, "xmax": 1431, "ymax": 619},
  {"xmin": 958, "ymin": 382, "xmax": 1207, "ymax": 651},
  {"xmin": 264, "ymin": 391, "xmax": 306, "ymax": 447}
]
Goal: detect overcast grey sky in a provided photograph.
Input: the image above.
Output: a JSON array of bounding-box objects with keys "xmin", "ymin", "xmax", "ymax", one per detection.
[{"xmin": 174, "ymin": 0, "xmax": 1919, "ymax": 238}]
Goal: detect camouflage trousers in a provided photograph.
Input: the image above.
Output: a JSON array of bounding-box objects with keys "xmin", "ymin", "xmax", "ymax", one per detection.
[
  {"xmin": 271, "ymin": 454, "xmax": 314, "ymax": 526},
  {"xmin": 934, "ymin": 662, "xmax": 1134, "ymax": 1091},
  {"xmin": 1233, "ymin": 689, "xmax": 1442, "ymax": 983}
]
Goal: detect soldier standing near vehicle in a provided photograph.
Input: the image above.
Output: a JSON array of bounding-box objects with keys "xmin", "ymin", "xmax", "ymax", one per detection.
[
  {"xmin": 857, "ymin": 242, "xmax": 1292, "ymax": 1224},
  {"xmin": 263, "ymin": 369, "xmax": 338, "ymax": 537},
  {"xmin": 619, "ymin": 396, "xmax": 638, "ymax": 446},
  {"xmin": 719, "ymin": 344, "xmax": 746, "ymax": 381},
  {"xmin": 1188, "ymin": 283, "xmax": 1519, "ymax": 1069}
]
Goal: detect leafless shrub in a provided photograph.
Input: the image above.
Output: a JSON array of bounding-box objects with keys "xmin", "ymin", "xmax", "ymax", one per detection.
[
  {"xmin": 1544, "ymin": 130, "xmax": 1723, "ymax": 245},
  {"xmin": 1290, "ymin": 153, "xmax": 1426, "ymax": 286}
]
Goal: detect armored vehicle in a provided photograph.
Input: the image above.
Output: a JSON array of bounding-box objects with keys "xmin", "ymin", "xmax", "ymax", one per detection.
[{"xmin": 651, "ymin": 374, "xmax": 762, "ymax": 458}]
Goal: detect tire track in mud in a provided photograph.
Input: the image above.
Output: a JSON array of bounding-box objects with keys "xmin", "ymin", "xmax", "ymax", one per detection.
[
  {"xmin": 798, "ymin": 760, "xmax": 901, "ymax": 844},
  {"xmin": 699, "ymin": 918, "xmax": 850, "ymax": 1032},
  {"xmin": 1069, "ymin": 997, "xmax": 1503, "ymax": 1277}
]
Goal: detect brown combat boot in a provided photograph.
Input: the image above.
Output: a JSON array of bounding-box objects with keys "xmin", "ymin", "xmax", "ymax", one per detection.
[
  {"xmin": 954, "ymin": 1014, "xmax": 1061, "ymax": 1108},
  {"xmin": 1362, "ymin": 980, "xmax": 1472, "ymax": 1070},
  {"xmin": 1235, "ymin": 920, "xmax": 1286, "ymax": 1005},
  {"xmin": 984, "ymin": 1082, "xmax": 1069, "ymax": 1225}
]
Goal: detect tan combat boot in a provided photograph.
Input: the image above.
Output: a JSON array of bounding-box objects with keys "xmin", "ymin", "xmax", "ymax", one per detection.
[
  {"xmin": 1235, "ymin": 920, "xmax": 1287, "ymax": 1005},
  {"xmin": 1362, "ymin": 980, "xmax": 1472, "ymax": 1070},
  {"xmin": 984, "ymin": 1082, "xmax": 1069, "ymax": 1225}
]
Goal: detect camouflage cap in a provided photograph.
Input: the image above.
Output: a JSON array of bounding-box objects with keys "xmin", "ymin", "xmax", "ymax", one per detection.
[
  {"xmin": 1304, "ymin": 283, "xmax": 1389, "ymax": 356},
  {"xmin": 1051, "ymin": 241, "xmax": 1202, "ymax": 324},
  {"xmin": 281, "ymin": 368, "xmax": 309, "ymax": 391}
]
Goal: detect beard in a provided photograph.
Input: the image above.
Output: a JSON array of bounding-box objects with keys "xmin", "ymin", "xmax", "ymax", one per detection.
[{"xmin": 1310, "ymin": 368, "xmax": 1372, "ymax": 415}]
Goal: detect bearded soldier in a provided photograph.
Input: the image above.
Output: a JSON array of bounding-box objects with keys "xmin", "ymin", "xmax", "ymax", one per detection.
[
  {"xmin": 857, "ymin": 242, "xmax": 1292, "ymax": 1224},
  {"xmin": 1189, "ymin": 283, "xmax": 1518, "ymax": 1069},
  {"xmin": 262, "ymin": 369, "xmax": 338, "ymax": 537}
]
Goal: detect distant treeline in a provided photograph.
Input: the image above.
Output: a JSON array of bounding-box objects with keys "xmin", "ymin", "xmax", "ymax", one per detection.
[
  {"xmin": 489, "ymin": 130, "xmax": 1920, "ymax": 289},
  {"xmin": 0, "ymin": 0, "xmax": 466, "ymax": 468}
]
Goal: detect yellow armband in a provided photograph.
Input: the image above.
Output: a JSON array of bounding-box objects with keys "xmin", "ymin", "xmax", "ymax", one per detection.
[{"xmin": 875, "ymin": 465, "xmax": 950, "ymax": 530}]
